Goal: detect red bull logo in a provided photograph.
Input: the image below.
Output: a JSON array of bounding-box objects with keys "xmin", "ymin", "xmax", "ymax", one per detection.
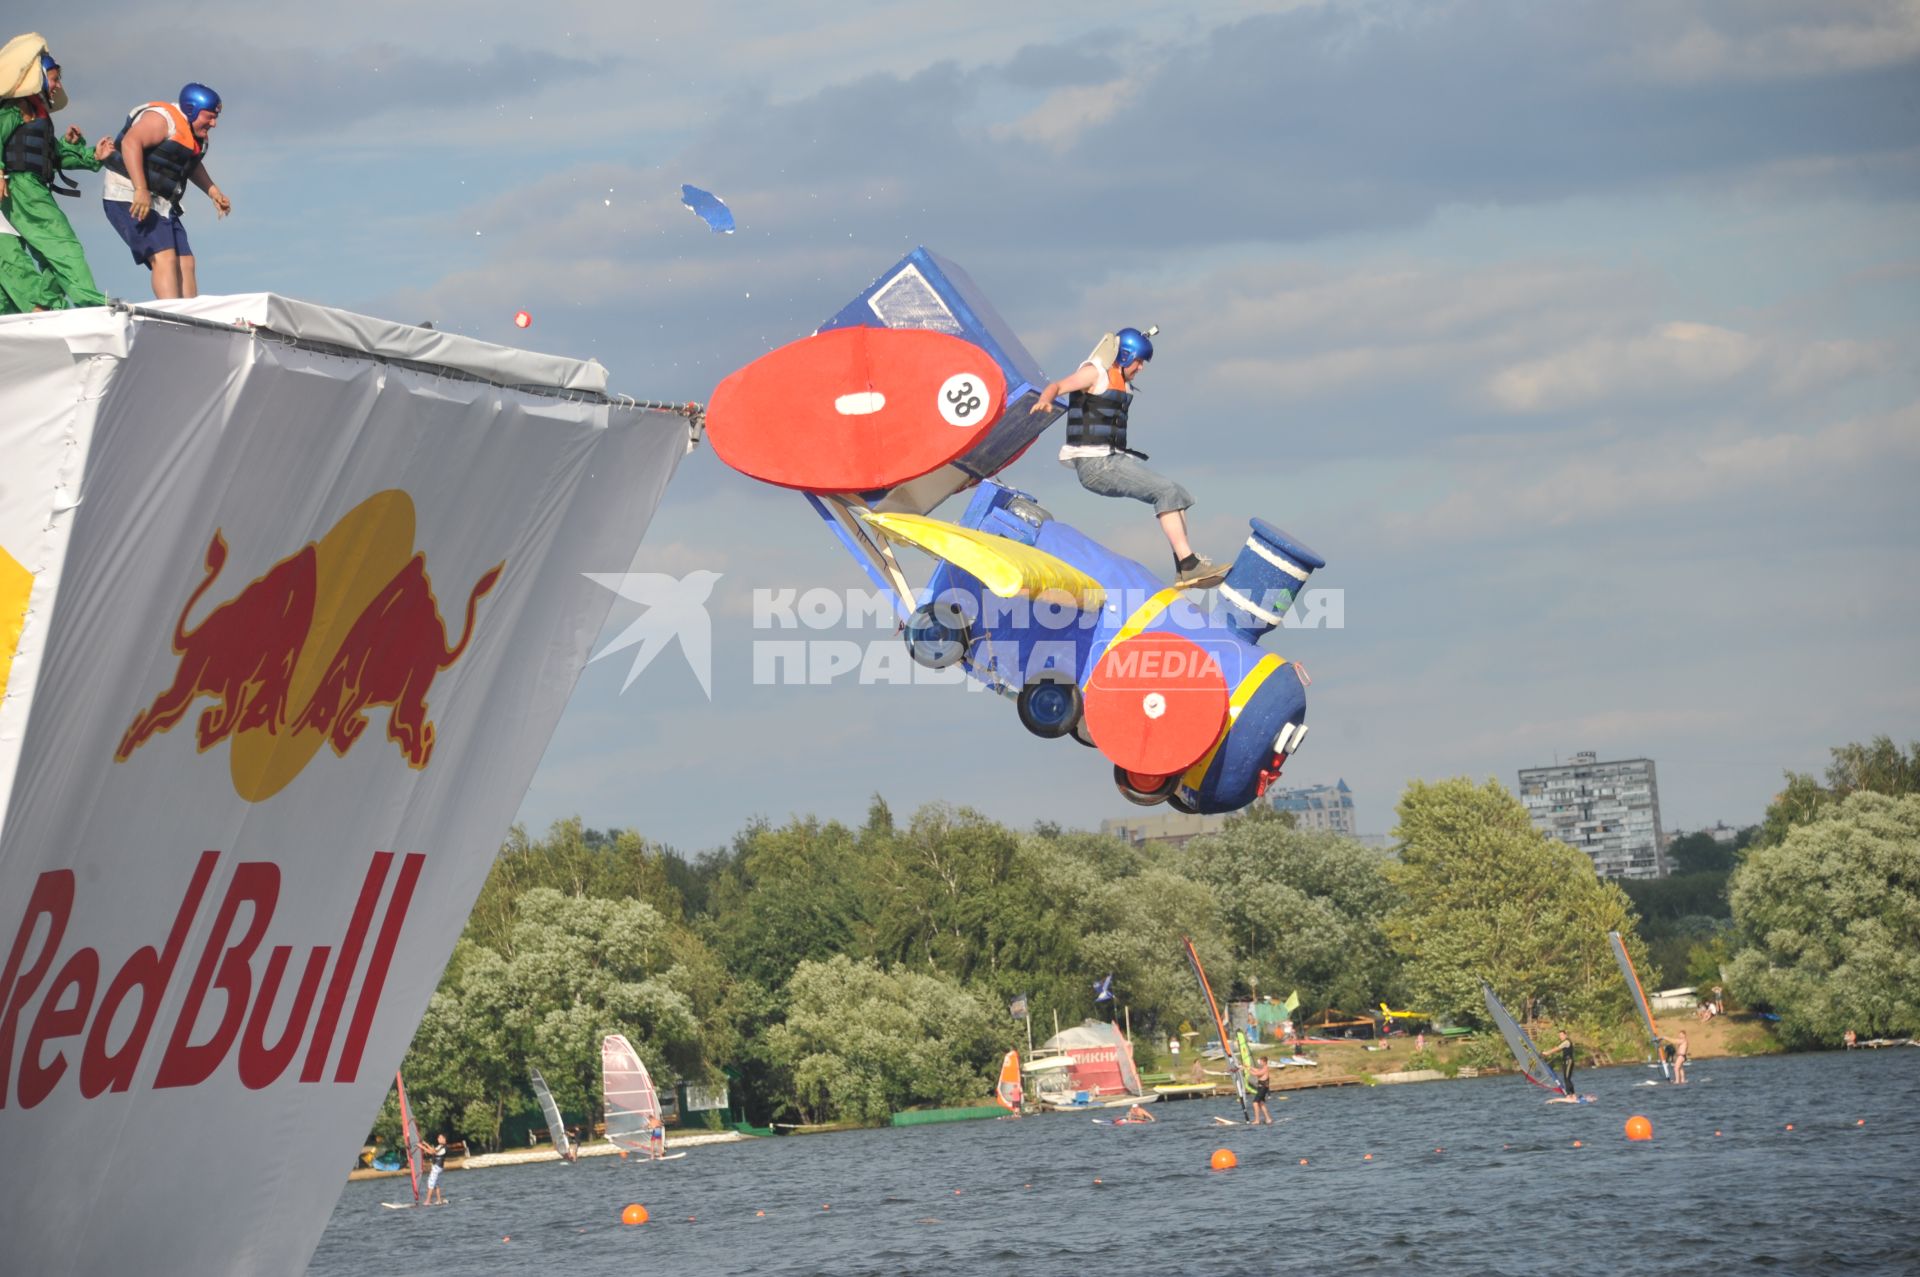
[
  {"xmin": 0, "ymin": 850, "xmax": 422, "ymax": 1108},
  {"xmin": 114, "ymin": 490, "xmax": 503, "ymax": 801}
]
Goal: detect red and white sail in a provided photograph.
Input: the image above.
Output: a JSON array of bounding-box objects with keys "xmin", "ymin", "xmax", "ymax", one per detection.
[{"xmin": 601, "ymin": 1034, "xmax": 660, "ymax": 1151}]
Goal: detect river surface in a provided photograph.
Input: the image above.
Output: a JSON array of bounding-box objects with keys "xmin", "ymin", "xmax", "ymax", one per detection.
[{"xmin": 308, "ymin": 1048, "xmax": 1919, "ymax": 1276}]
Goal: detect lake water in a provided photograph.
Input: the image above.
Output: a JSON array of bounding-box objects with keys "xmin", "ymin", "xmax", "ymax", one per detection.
[{"xmin": 308, "ymin": 1048, "xmax": 1920, "ymax": 1275}]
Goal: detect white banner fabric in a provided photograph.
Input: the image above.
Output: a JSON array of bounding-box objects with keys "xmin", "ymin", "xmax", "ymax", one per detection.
[{"xmin": 0, "ymin": 301, "xmax": 687, "ymax": 1275}]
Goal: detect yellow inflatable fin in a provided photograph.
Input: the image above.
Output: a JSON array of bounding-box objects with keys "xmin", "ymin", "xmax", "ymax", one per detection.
[{"xmin": 861, "ymin": 511, "xmax": 1105, "ymax": 609}]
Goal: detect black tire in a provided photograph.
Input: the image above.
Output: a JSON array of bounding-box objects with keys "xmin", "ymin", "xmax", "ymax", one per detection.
[
  {"xmin": 1017, "ymin": 675, "xmax": 1082, "ymax": 739},
  {"xmin": 1071, "ymin": 713, "xmax": 1098, "ymax": 748},
  {"xmin": 904, "ymin": 603, "xmax": 968, "ymax": 670},
  {"xmin": 1114, "ymin": 765, "xmax": 1178, "ymax": 806},
  {"xmin": 1167, "ymin": 789, "xmax": 1199, "ymax": 815}
]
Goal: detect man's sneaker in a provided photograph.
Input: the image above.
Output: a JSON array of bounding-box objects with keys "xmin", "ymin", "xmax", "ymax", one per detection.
[{"xmin": 1174, "ymin": 554, "xmax": 1222, "ymax": 586}]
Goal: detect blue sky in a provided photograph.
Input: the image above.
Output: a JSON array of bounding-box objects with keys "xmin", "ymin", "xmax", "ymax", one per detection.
[{"xmin": 43, "ymin": 1, "xmax": 1919, "ymax": 852}]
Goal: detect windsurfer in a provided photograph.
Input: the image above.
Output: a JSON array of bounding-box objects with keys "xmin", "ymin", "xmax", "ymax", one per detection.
[
  {"xmin": 1031, "ymin": 327, "xmax": 1216, "ymax": 585},
  {"xmin": 1553, "ymin": 1029, "xmax": 1577, "ymax": 1096},
  {"xmin": 418, "ymin": 1132, "xmax": 448, "ymax": 1205},
  {"xmin": 646, "ymin": 1112, "xmax": 667, "ymax": 1160},
  {"xmin": 1671, "ymin": 1030, "xmax": 1689, "ymax": 1085},
  {"xmin": 1124, "ymin": 1104, "xmax": 1157, "ymax": 1123},
  {"xmin": 1250, "ymin": 1057, "xmax": 1274, "ymax": 1124}
]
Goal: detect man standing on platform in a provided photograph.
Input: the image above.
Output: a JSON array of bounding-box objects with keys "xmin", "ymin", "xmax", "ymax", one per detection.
[{"xmin": 101, "ymin": 82, "xmax": 231, "ymax": 299}]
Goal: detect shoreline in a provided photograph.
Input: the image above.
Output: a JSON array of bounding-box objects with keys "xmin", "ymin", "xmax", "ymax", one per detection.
[{"xmin": 348, "ymin": 1130, "xmax": 749, "ymax": 1181}]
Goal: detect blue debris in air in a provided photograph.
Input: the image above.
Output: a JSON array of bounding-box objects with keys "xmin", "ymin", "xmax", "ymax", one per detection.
[{"xmin": 680, "ymin": 184, "xmax": 735, "ymax": 233}]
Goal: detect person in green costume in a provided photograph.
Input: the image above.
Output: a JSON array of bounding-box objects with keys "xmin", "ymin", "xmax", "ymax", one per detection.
[{"xmin": 0, "ymin": 47, "xmax": 109, "ymax": 311}]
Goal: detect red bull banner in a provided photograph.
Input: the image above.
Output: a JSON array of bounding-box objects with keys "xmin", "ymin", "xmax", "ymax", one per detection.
[{"xmin": 0, "ymin": 296, "xmax": 691, "ymax": 1275}]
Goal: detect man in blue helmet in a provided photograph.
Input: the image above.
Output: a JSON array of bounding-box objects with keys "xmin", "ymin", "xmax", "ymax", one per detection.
[
  {"xmin": 1032, "ymin": 326, "xmax": 1217, "ymax": 585},
  {"xmin": 101, "ymin": 82, "xmax": 231, "ymax": 299},
  {"xmin": 0, "ymin": 40, "xmax": 112, "ymax": 312}
]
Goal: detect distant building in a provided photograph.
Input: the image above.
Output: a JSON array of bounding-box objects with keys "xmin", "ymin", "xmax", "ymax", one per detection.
[
  {"xmin": 1101, "ymin": 810, "xmax": 1229, "ymax": 847},
  {"xmin": 1265, "ymin": 780, "xmax": 1357, "ymax": 835},
  {"xmin": 1517, "ymin": 751, "xmax": 1665, "ymax": 878}
]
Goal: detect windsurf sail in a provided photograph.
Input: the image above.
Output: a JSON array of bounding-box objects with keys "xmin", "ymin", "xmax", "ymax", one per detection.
[
  {"xmin": 395, "ymin": 1071, "xmax": 422, "ymax": 1204},
  {"xmin": 530, "ymin": 1066, "xmax": 574, "ymax": 1160},
  {"xmin": 1182, "ymin": 936, "xmax": 1251, "ymax": 1122},
  {"xmin": 1608, "ymin": 930, "xmax": 1670, "ymax": 1078},
  {"xmin": 602, "ymin": 1034, "xmax": 660, "ymax": 1153},
  {"xmin": 1480, "ymin": 982, "xmax": 1567, "ymax": 1094},
  {"xmin": 995, "ymin": 1050, "xmax": 1023, "ymax": 1111}
]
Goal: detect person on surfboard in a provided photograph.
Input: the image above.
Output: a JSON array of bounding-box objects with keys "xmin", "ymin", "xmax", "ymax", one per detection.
[{"xmin": 1032, "ymin": 326, "xmax": 1217, "ymax": 585}]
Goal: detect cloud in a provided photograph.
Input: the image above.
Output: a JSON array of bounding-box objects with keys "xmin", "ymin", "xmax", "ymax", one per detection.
[
  {"xmin": 1392, "ymin": 396, "xmax": 1920, "ymax": 542},
  {"xmin": 1485, "ymin": 322, "xmax": 1892, "ymax": 413}
]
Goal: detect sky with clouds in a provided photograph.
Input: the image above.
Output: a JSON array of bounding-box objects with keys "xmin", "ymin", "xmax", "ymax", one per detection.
[{"xmin": 37, "ymin": 1, "xmax": 1919, "ymax": 854}]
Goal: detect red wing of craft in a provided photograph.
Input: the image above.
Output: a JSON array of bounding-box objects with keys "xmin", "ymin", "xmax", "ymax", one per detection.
[{"xmin": 706, "ymin": 326, "xmax": 1007, "ymax": 492}]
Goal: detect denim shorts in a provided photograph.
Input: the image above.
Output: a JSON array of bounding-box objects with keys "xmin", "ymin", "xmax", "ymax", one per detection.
[
  {"xmin": 103, "ymin": 200, "xmax": 193, "ymax": 267},
  {"xmin": 1072, "ymin": 451, "xmax": 1193, "ymax": 515}
]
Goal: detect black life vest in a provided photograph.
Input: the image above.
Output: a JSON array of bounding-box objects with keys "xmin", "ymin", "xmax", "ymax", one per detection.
[
  {"xmin": 2, "ymin": 112, "xmax": 57, "ymax": 182},
  {"xmin": 1065, "ymin": 363, "xmax": 1133, "ymax": 451},
  {"xmin": 104, "ymin": 101, "xmax": 205, "ymax": 204}
]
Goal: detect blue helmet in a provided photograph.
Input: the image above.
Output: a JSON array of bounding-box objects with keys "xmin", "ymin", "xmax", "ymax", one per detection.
[
  {"xmin": 40, "ymin": 53, "xmax": 59, "ymax": 74},
  {"xmin": 180, "ymin": 83, "xmax": 222, "ymax": 120},
  {"xmin": 1115, "ymin": 327, "xmax": 1154, "ymax": 366}
]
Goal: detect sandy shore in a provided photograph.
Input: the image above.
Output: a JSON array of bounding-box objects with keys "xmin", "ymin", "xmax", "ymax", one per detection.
[{"xmin": 348, "ymin": 1130, "xmax": 749, "ymax": 1181}]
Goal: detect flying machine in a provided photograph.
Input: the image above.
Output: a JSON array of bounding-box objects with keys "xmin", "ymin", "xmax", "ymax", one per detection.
[{"xmin": 703, "ymin": 248, "xmax": 1328, "ymax": 814}]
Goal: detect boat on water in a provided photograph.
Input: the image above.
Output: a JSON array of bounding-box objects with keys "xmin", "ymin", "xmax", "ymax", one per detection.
[
  {"xmin": 603, "ymin": 1034, "xmax": 682, "ymax": 1160},
  {"xmin": 529, "ymin": 1066, "xmax": 577, "ymax": 1161},
  {"xmin": 377, "ymin": 1072, "xmax": 425, "ymax": 1209},
  {"xmin": 1183, "ymin": 936, "xmax": 1251, "ymax": 1121},
  {"xmin": 1480, "ymin": 982, "xmax": 1574, "ymax": 1098},
  {"xmin": 1608, "ymin": 930, "xmax": 1672, "ymax": 1079},
  {"xmin": 1027, "ymin": 1021, "xmax": 1152, "ymax": 1110}
]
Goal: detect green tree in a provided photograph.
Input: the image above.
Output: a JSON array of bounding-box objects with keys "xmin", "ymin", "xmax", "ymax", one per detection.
[
  {"xmin": 1385, "ymin": 778, "xmax": 1641, "ymax": 1028},
  {"xmin": 402, "ymin": 888, "xmax": 705, "ymax": 1148},
  {"xmin": 1754, "ymin": 737, "xmax": 1920, "ymax": 848},
  {"xmin": 1727, "ymin": 792, "xmax": 1920, "ymax": 1045},
  {"xmin": 1186, "ymin": 809, "xmax": 1399, "ymax": 1012},
  {"xmin": 761, "ymin": 955, "xmax": 1000, "ymax": 1124},
  {"xmin": 700, "ymin": 816, "xmax": 878, "ymax": 990},
  {"xmin": 1666, "ymin": 831, "xmax": 1737, "ymax": 875}
]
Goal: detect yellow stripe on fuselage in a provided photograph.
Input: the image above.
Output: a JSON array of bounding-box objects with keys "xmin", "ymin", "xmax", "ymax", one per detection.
[{"xmin": 1179, "ymin": 653, "xmax": 1287, "ymax": 790}]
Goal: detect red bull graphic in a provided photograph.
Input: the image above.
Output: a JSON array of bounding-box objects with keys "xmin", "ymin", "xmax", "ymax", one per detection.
[
  {"xmin": 113, "ymin": 490, "xmax": 504, "ymax": 801},
  {"xmin": 0, "ymin": 850, "xmax": 423, "ymax": 1109}
]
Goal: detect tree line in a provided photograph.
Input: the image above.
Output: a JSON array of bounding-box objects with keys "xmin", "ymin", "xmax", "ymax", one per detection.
[{"xmin": 383, "ymin": 736, "xmax": 1919, "ymax": 1146}]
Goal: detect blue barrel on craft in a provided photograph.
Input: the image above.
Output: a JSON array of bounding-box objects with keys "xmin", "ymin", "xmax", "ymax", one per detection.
[
  {"xmin": 1175, "ymin": 656, "xmax": 1310, "ymax": 814},
  {"xmin": 1218, "ymin": 520, "xmax": 1325, "ymax": 644}
]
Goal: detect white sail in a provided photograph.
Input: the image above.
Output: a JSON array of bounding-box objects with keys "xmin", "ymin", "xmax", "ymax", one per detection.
[
  {"xmin": 601, "ymin": 1034, "xmax": 660, "ymax": 1151},
  {"xmin": 529, "ymin": 1067, "xmax": 573, "ymax": 1160}
]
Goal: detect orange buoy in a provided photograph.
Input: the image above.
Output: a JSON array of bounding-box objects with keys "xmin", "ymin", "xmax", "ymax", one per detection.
[
  {"xmin": 1785, "ymin": 1124, "xmax": 1795, "ymax": 1131},
  {"xmin": 755, "ymin": 1211, "xmax": 765, "ymax": 1217},
  {"xmin": 1298, "ymin": 1158, "xmax": 1308, "ymax": 1165},
  {"xmin": 513, "ymin": 311, "xmax": 532, "ymax": 329},
  {"xmin": 1625, "ymin": 1115, "xmax": 1653, "ymax": 1142},
  {"xmin": 619, "ymin": 1150, "xmax": 628, "ymax": 1160},
  {"xmin": 1857, "ymin": 1119, "xmax": 1865, "ymax": 1126},
  {"xmin": 503, "ymin": 1237, "xmax": 511, "ymax": 1243},
  {"xmin": 1363, "ymin": 1153, "xmax": 1373, "ymax": 1161},
  {"xmin": 1572, "ymin": 1140, "xmax": 1584, "ymax": 1148},
  {"xmin": 1210, "ymin": 1149, "xmax": 1238, "ymax": 1171},
  {"xmin": 621, "ymin": 1204, "xmax": 648, "ymax": 1226},
  {"xmin": 1715, "ymin": 1130, "xmax": 1722, "ymax": 1137}
]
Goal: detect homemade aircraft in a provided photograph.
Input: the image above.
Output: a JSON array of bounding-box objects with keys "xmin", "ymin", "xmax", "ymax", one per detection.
[{"xmin": 703, "ymin": 248, "xmax": 1328, "ymax": 814}]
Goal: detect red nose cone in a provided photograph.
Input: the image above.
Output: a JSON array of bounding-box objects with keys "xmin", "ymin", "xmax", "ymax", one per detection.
[
  {"xmin": 1083, "ymin": 632, "xmax": 1230, "ymax": 776},
  {"xmin": 706, "ymin": 326, "xmax": 1006, "ymax": 492}
]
